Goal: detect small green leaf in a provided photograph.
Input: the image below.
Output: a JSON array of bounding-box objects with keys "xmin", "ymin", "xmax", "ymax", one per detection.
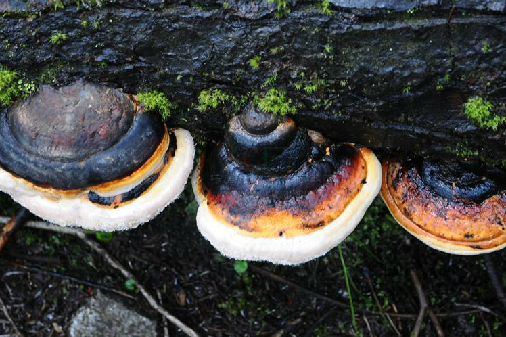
[
  {"xmin": 185, "ymin": 200, "xmax": 199, "ymax": 217},
  {"xmin": 95, "ymin": 231, "xmax": 113, "ymax": 242},
  {"xmin": 124, "ymin": 279, "xmax": 137, "ymax": 291},
  {"xmin": 234, "ymin": 260, "xmax": 248, "ymax": 275}
]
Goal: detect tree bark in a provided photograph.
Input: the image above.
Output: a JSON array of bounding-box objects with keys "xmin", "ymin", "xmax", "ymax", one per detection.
[{"xmin": 1, "ymin": 0, "xmax": 505, "ymax": 164}]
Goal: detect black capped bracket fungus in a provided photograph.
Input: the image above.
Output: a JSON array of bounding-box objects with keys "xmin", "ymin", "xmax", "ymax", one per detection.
[
  {"xmin": 381, "ymin": 157, "xmax": 506, "ymax": 254},
  {"xmin": 192, "ymin": 106, "xmax": 382, "ymax": 265},
  {"xmin": 0, "ymin": 81, "xmax": 194, "ymax": 231}
]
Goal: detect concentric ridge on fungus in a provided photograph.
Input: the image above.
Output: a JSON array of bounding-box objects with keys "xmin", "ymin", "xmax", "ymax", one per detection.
[
  {"xmin": 193, "ymin": 106, "xmax": 381, "ymax": 265},
  {"xmin": 0, "ymin": 81, "xmax": 194, "ymax": 231},
  {"xmin": 381, "ymin": 157, "xmax": 506, "ymax": 254}
]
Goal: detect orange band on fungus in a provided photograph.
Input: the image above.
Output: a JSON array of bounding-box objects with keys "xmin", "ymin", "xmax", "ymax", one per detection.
[{"xmin": 381, "ymin": 159, "xmax": 506, "ymax": 254}]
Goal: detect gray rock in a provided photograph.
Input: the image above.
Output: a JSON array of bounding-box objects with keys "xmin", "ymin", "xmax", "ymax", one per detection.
[{"xmin": 69, "ymin": 292, "xmax": 156, "ymax": 337}]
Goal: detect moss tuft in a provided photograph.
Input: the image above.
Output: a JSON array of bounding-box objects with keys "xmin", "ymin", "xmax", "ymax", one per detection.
[
  {"xmin": 0, "ymin": 66, "xmax": 36, "ymax": 107},
  {"xmin": 318, "ymin": 0, "xmax": 332, "ymax": 15},
  {"xmin": 249, "ymin": 56, "xmax": 261, "ymax": 69},
  {"xmin": 267, "ymin": 0, "xmax": 290, "ymax": 17},
  {"xmin": 464, "ymin": 97, "xmax": 505, "ymax": 130},
  {"xmin": 197, "ymin": 89, "xmax": 230, "ymax": 112},
  {"xmin": 0, "ymin": 68, "xmax": 20, "ymax": 106},
  {"xmin": 137, "ymin": 90, "xmax": 175, "ymax": 120},
  {"xmin": 255, "ymin": 88, "xmax": 296, "ymax": 116},
  {"xmin": 50, "ymin": 32, "xmax": 67, "ymax": 45}
]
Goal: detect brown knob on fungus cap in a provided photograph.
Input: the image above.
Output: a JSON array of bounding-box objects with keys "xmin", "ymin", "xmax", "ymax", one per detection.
[
  {"xmin": 381, "ymin": 157, "xmax": 506, "ymax": 254},
  {"xmin": 192, "ymin": 106, "xmax": 382, "ymax": 265},
  {"xmin": 0, "ymin": 80, "xmax": 194, "ymax": 231}
]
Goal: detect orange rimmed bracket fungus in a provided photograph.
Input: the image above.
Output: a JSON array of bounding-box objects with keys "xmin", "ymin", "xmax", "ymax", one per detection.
[
  {"xmin": 381, "ymin": 157, "xmax": 506, "ymax": 254},
  {"xmin": 0, "ymin": 81, "xmax": 194, "ymax": 231},
  {"xmin": 192, "ymin": 106, "xmax": 382, "ymax": 265}
]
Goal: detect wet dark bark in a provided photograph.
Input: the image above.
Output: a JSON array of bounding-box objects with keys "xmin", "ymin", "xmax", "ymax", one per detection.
[{"xmin": 1, "ymin": 0, "xmax": 505, "ymax": 165}]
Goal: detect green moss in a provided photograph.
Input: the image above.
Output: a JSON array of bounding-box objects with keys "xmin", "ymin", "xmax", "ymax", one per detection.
[
  {"xmin": 197, "ymin": 89, "xmax": 230, "ymax": 112},
  {"xmin": 261, "ymin": 70, "xmax": 278, "ymax": 88},
  {"xmin": 267, "ymin": 0, "xmax": 290, "ymax": 17},
  {"xmin": 481, "ymin": 41, "xmax": 491, "ymax": 53},
  {"xmin": 318, "ymin": 0, "xmax": 332, "ymax": 15},
  {"xmin": 137, "ymin": 90, "xmax": 175, "ymax": 120},
  {"xmin": 255, "ymin": 88, "xmax": 296, "ymax": 116},
  {"xmin": 464, "ymin": 97, "xmax": 505, "ymax": 130},
  {"xmin": 0, "ymin": 68, "xmax": 20, "ymax": 106},
  {"xmin": 0, "ymin": 66, "xmax": 36, "ymax": 107},
  {"xmin": 50, "ymin": 0, "xmax": 64, "ymax": 10},
  {"xmin": 50, "ymin": 32, "xmax": 67, "ymax": 45},
  {"xmin": 269, "ymin": 46, "xmax": 284, "ymax": 55},
  {"xmin": 249, "ymin": 56, "xmax": 261, "ymax": 69},
  {"xmin": 76, "ymin": 0, "xmax": 103, "ymax": 8},
  {"xmin": 448, "ymin": 142, "xmax": 479, "ymax": 158}
]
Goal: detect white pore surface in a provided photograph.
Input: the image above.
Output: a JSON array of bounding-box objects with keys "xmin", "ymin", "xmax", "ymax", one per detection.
[
  {"xmin": 195, "ymin": 148, "xmax": 382, "ymax": 265},
  {"xmin": 0, "ymin": 129, "xmax": 195, "ymax": 231}
]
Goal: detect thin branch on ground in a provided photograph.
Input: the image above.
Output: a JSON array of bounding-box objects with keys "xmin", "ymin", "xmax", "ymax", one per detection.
[
  {"xmin": 157, "ymin": 289, "xmax": 169, "ymax": 337},
  {"xmin": 481, "ymin": 312, "xmax": 493, "ymax": 337},
  {"xmin": 19, "ymin": 219, "xmax": 199, "ymax": 337},
  {"xmin": 455, "ymin": 303, "xmax": 506, "ymax": 324},
  {"xmin": 0, "ymin": 293, "xmax": 23, "ymax": 337},
  {"xmin": 363, "ymin": 314, "xmax": 376, "ymax": 337},
  {"xmin": 0, "ymin": 209, "xmax": 28, "ymax": 254},
  {"xmin": 302, "ymin": 307, "xmax": 336, "ymax": 337},
  {"xmin": 484, "ymin": 255, "xmax": 506, "ymax": 311},
  {"xmin": 447, "ymin": 5, "xmax": 456, "ymax": 24},
  {"xmin": 250, "ymin": 264, "xmax": 482, "ymax": 321},
  {"xmin": 364, "ymin": 270, "xmax": 401, "ymax": 337},
  {"xmin": 410, "ymin": 270, "xmax": 444, "ymax": 337},
  {"xmin": 0, "ymin": 259, "xmax": 134, "ymax": 299}
]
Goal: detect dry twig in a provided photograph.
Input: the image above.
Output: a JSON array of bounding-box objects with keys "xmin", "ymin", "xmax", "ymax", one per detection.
[
  {"xmin": 0, "ymin": 209, "xmax": 28, "ymax": 254},
  {"xmin": 0, "ymin": 259, "xmax": 134, "ymax": 299},
  {"xmin": 0, "ymin": 293, "xmax": 23, "ymax": 337},
  {"xmin": 364, "ymin": 271, "xmax": 401, "ymax": 337},
  {"xmin": 410, "ymin": 270, "xmax": 444, "ymax": 337},
  {"xmin": 251, "ymin": 264, "xmax": 485, "ymax": 321},
  {"xmin": 484, "ymin": 254, "xmax": 506, "ymax": 311},
  {"xmin": 455, "ymin": 303, "xmax": 506, "ymax": 324},
  {"xmin": 18, "ymin": 219, "xmax": 199, "ymax": 337}
]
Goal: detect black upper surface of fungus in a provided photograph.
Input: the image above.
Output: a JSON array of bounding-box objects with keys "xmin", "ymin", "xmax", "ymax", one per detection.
[
  {"xmin": 200, "ymin": 107, "xmax": 360, "ymax": 204},
  {"xmin": 403, "ymin": 158, "xmax": 506, "ymax": 204},
  {"xmin": 0, "ymin": 81, "xmax": 164, "ymax": 190}
]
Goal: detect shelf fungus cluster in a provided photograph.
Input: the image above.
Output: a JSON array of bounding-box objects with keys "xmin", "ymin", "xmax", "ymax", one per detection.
[
  {"xmin": 193, "ymin": 107, "xmax": 381, "ymax": 265},
  {"xmin": 0, "ymin": 81, "xmax": 194, "ymax": 231},
  {"xmin": 381, "ymin": 158, "xmax": 506, "ymax": 254}
]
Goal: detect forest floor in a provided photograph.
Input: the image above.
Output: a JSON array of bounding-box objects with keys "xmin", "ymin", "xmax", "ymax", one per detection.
[{"xmin": 1, "ymin": 184, "xmax": 506, "ymax": 337}]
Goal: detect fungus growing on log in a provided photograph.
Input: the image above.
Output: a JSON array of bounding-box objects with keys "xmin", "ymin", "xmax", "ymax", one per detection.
[
  {"xmin": 192, "ymin": 106, "xmax": 381, "ymax": 265},
  {"xmin": 0, "ymin": 81, "xmax": 194, "ymax": 231},
  {"xmin": 381, "ymin": 158, "xmax": 506, "ymax": 254}
]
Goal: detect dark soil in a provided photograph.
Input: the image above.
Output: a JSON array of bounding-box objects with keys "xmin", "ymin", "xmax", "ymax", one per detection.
[{"xmin": 1, "ymin": 185, "xmax": 506, "ymax": 337}]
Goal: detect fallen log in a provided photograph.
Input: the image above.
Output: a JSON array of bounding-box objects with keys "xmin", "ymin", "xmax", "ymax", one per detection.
[{"xmin": 1, "ymin": 0, "xmax": 505, "ymax": 165}]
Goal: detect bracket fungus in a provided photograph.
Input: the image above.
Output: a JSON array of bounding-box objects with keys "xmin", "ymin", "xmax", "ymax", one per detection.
[
  {"xmin": 0, "ymin": 81, "xmax": 194, "ymax": 231},
  {"xmin": 192, "ymin": 106, "xmax": 381, "ymax": 265},
  {"xmin": 381, "ymin": 158, "xmax": 506, "ymax": 254}
]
